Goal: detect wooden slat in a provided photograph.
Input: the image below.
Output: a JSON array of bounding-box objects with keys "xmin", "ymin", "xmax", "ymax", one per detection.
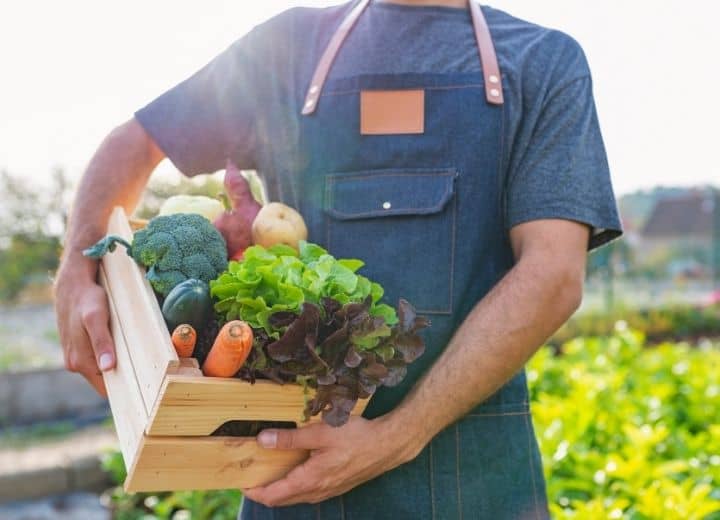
[
  {"xmin": 126, "ymin": 436, "xmax": 307, "ymax": 492},
  {"xmin": 99, "ymin": 267, "xmax": 147, "ymax": 467},
  {"xmin": 147, "ymin": 376, "xmax": 369, "ymax": 436},
  {"xmin": 101, "ymin": 207, "xmax": 179, "ymax": 412},
  {"xmin": 167, "ymin": 357, "xmax": 203, "ymax": 376}
]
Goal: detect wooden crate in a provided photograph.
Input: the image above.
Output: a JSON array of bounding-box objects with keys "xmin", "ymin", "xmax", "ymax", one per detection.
[{"xmin": 99, "ymin": 207, "xmax": 367, "ymax": 492}]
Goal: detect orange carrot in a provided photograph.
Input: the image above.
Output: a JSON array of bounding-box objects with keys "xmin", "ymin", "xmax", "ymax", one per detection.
[
  {"xmin": 171, "ymin": 324, "xmax": 197, "ymax": 358},
  {"xmin": 201, "ymin": 320, "xmax": 253, "ymax": 377}
]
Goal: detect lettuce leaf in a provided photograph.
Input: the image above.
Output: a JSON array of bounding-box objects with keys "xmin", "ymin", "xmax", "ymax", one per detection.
[
  {"xmin": 246, "ymin": 297, "xmax": 429, "ymax": 427},
  {"xmin": 209, "ymin": 241, "xmax": 430, "ymax": 427},
  {"xmin": 210, "ymin": 241, "xmax": 398, "ymax": 333}
]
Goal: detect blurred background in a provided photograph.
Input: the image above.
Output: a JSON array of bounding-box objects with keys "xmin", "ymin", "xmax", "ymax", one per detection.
[{"xmin": 0, "ymin": 1, "xmax": 718, "ymax": 518}]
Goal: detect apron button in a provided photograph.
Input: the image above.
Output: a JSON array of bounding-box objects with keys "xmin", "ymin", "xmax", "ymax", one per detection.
[
  {"xmin": 490, "ymin": 88, "xmax": 501, "ymax": 97},
  {"xmin": 309, "ymin": 85, "xmax": 319, "ymax": 94},
  {"xmin": 305, "ymin": 99, "xmax": 315, "ymax": 109},
  {"xmin": 489, "ymin": 75, "xmax": 500, "ymax": 84},
  {"xmin": 382, "ymin": 201, "xmax": 392, "ymax": 210}
]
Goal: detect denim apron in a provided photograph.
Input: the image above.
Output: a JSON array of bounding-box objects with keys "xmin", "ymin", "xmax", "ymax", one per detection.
[{"xmin": 242, "ymin": 2, "xmax": 549, "ymax": 518}]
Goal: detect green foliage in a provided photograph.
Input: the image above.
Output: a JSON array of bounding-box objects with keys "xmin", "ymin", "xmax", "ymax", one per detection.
[
  {"xmin": 0, "ymin": 235, "xmax": 60, "ymax": 300},
  {"xmin": 0, "ymin": 169, "xmax": 70, "ymax": 301},
  {"xmin": 553, "ymin": 304, "xmax": 720, "ymax": 345},
  {"xmin": 528, "ymin": 332, "xmax": 720, "ymax": 519},
  {"xmin": 101, "ymin": 451, "xmax": 242, "ymax": 520}
]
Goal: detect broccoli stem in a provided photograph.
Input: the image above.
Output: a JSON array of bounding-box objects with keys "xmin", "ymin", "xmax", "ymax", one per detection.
[{"xmin": 82, "ymin": 235, "xmax": 133, "ymax": 259}]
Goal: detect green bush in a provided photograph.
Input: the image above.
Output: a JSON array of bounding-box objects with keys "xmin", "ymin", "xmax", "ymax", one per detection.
[
  {"xmin": 529, "ymin": 331, "xmax": 720, "ymax": 519},
  {"xmin": 101, "ymin": 451, "xmax": 242, "ymax": 519},
  {"xmin": 0, "ymin": 235, "xmax": 60, "ymax": 300},
  {"xmin": 0, "ymin": 169, "xmax": 69, "ymax": 302},
  {"xmin": 552, "ymin": 305, "xmax": 720, "ymax": 345}
]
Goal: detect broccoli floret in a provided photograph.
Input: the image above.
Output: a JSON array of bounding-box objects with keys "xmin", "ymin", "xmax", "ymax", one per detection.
[
  {"xmin": 146, "ymin": 266, "xmax": 187, "ymax": 296},
  {"xmin": 84, "ymin": 213, "xmax": 227, "ymax": 296},
  {"xmin": 181, "ymin": 253, "xmax": 217, "ymax": 282},
  {"xmin": 134, "ymin": 230, "xmax": 177, "ymax": 267}
]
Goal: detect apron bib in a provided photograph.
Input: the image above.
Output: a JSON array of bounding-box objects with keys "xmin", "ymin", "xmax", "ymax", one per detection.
[{"xmin": 243, "ymin": 2, "xmax": 549, "ymax": 518}]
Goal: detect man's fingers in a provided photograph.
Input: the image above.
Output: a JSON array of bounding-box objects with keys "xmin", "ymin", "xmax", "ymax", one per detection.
[
  {"xmin": 243, "ymin": 463, "xmax": 313, "ymax": 506},
  {"xmin": 78, "ymin": 359, "xmax": 108, "ymax": 396},
  {"xmin": 243, "ymin": 479, "xmax": 300, "ymax": 506},
  {"xmin": 80, "ymin": 290, "xmax": 116, "ymax": 371},
  {"xmin": 257, "ymin": 423, "xmax": 329, "ymax": 450},
  {"xmin": 67, "ymin": 344, "xmax": 108, "ymax": 397}
]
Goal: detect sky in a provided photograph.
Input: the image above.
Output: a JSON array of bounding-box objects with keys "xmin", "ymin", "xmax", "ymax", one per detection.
[{"xmin": 0, "ymin": 1, "xmax": 718, "ymax": 196}]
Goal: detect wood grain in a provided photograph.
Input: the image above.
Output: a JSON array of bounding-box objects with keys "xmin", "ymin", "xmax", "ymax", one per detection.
[
  {"xmin": 147, "ymin": 375, "xmax": 367, "ymax": 436},
  {"xmin": 99, "ymin": 266, "xmax": 147, "ymax": 467},
  {"xmin": 102, "ymin": 207, "xmax": 179, "ymax": 411},
  {"xmin": 167, "ymin": 357, "xmax": 203, "ymax": 376},
  {"xmin": 126, "ymin": 435, "xmax": 308, "ymax": 492}
]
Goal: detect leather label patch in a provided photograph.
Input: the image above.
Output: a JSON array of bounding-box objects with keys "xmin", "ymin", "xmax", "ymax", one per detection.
[{"xmin": 360, "ymin": 89, "xmax": 425, "ymax": 135}]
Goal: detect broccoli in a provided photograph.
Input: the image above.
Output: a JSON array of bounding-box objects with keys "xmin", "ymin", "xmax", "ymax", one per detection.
[{"xmin": 84, "ymin": 213, "xmax": 228, "ymax": 296}]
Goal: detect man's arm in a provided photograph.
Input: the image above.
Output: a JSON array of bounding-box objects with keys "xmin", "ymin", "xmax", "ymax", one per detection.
[
  {"xmin": 389, "ymin": 219, "xmax": 587, "ymax": 445},
  {"xmin": 54, "ymin": 118, "xmax": 164, "ymax": 394},
  {"xmin": 244, "ymin": 218, "xmax": 588, "ymax": 506}
]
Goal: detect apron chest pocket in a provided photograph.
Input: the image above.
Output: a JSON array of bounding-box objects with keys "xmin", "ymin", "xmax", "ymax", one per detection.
[{"xmin": 324, "ymin": 168, "xmax": 457, "ymax": 314}]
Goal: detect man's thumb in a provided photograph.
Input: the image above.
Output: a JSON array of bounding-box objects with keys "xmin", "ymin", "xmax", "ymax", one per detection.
[
  {"xmin": 257, "ymin": 430, "xmax": 279, "ymax": 448},
  {"xmin": 257, "ymin": 425, "xmax": 326, "ymax": 450}
]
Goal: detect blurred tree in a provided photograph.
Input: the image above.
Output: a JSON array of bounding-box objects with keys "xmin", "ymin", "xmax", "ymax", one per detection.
[{"xmin": 0, "ymin": 168, "xmax": 70, "ymax": 301}]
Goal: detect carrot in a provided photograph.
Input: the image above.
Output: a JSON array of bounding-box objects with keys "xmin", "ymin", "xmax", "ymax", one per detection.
[
  {"xmin": 171, "ymin": 324, "xmax": 197, "ymax": 358},
  {"xmin": 201, "ymin": 320, "xmax": 253, "ymax": 377}
]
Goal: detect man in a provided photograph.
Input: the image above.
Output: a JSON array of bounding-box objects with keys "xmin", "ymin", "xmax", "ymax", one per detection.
[{"xmin": 55, "ymin": 0, "xmax": 622, "ymax": 518}]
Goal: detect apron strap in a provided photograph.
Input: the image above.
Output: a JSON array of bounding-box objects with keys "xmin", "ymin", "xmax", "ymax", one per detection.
[
  {"xmin": 301, "ymin": 0, "xmax": 371, "ymax": 115},
  {"xmin": 469, "ymin": 1, "xmax": 504, "ymax": 105},
  {"xmin": 301, "ymin": 0, "xmax": 504, "ymax": 116}
]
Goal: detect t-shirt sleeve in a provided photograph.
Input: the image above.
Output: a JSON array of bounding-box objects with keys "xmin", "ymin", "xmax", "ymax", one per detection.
[
  {"xmin": 505, "ymin": 38, "xmax": 623, "ymax": 250},
  {"xmin": 134, "ymin": 32, "xmax": 261, "ymax": 176}
]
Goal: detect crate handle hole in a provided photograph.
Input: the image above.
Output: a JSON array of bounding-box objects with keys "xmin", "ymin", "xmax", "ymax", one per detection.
[{"xmin": 210, "ymin": 420, "xmax": 297, "ymax": 437}]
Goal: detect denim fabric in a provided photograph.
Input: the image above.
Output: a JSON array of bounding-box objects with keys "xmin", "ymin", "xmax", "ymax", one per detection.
[
  {"xmin": 135, "ymin": 2, "xmax": 622, "ymax": 249},
  {"xmin": 240, "ymin": 70, "xmax": 550, "ymax": 518}
]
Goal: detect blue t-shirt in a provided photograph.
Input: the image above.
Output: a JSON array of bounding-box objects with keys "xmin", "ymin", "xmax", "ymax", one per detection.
[{"xmin": 136, "ymin": 2, "xmax": 622, "ymax": 249}]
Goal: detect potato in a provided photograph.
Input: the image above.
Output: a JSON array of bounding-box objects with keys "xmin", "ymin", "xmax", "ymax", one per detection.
[{"xmin": 251, "ymin": 202, "xmax": 308, "ymax": 250}]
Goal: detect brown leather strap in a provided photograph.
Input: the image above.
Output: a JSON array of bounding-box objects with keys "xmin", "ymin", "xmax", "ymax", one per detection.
[
  {"xmin": 302, "ymin": 0, "xmax": 371, "ymax": 115},
  {"xmin": 469, "ymin": 1, "xmax": 504, "ymax": 105},
  {"xmin": 301, "ymin": 0, "xmax": 504, "ymax": 116}
]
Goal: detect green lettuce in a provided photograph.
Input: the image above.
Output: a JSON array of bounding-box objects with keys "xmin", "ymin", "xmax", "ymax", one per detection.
[{"xmin": 210, "ymin": 241, "xmax": 397, "ymax": 335}]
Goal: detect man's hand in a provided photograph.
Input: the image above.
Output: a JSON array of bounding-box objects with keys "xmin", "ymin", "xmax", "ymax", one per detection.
[
  {"xmin": 54, "ymin": 118, "xmax": 164, "ymax": 395},
  {"xmin": 243, "ymin": 416, "xmax": 418, "ymax": 507},
  {"xmin": 54, "ymin": 258, "xmax": 115, "ymax": 395}
]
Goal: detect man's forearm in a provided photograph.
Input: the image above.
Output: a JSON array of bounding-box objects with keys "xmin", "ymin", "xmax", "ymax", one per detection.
[
  {"xmin": 61, "ymin": 118, "xmax": 163, "ymax": 275},
  {"xmin": 386, "ymin": 249, "xmax": 584, "ymax": 455}
]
